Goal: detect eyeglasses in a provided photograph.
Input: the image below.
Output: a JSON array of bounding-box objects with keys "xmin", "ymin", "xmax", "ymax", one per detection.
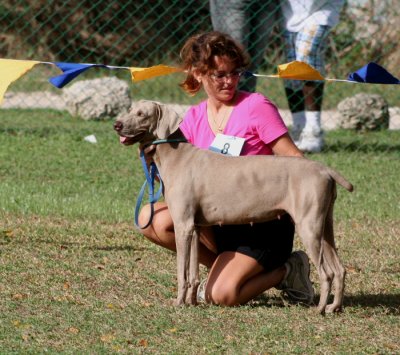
[{"xmin": 209, "ymin": 70, "xmax": 244, "ymax": 83}]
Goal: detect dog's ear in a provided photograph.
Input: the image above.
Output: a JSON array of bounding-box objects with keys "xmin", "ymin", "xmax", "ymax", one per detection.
[{"xmin": 154, "ymin": 103, "xmax": 182, "ymax": 139}]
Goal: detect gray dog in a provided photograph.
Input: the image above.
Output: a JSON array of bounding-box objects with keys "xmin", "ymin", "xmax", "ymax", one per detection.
[{"xmin": 114, "ymin": 100, "xmax": 354, "ymax": 314}]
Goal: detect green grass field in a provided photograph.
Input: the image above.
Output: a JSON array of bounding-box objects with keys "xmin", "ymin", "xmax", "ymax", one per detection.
[{"xmin": 0, "ymin": 109, "xmax": 399, "ymax": 353}]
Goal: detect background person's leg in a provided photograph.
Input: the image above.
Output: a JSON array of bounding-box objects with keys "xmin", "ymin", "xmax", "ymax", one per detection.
[
  {"xmin": 242, "ymin": 1, "xmax": 278, "ymax": 92},
  {"xmin": 284, "ymin": 25, "xmax": 331, "ymax": 152},
  {"xmin": 210, "ymin": 0, "xmax": 278, "ymax": 92},
  {"xmin": 283, "ymin": 30, "xmax": 307, "ymax": 142},
  {"xmin": 298, "ymin": 81, "xmax": 325, "ymax": 151}
]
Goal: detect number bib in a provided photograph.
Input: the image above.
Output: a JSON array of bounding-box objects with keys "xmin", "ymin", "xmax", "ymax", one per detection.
[{"xmin": 209, "ymin": 134, "xmax": 245, "ymax": 157}]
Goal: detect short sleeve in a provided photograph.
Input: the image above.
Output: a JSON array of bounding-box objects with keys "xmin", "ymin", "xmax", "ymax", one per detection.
[
  {"xmin": 249, "ymin": 93, "xmax": 288, "ymax": 144},
  {"xmin": 179, "ymin": 106, "xmax": 195, "ymax": 144}
]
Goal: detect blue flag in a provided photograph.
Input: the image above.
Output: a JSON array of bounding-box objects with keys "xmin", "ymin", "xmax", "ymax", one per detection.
[
  {"xmin": 348, "ymin": 62, "xmax": 400, "ymax": 84},
  {"xmin": 49, "ymin": 62, "xmax": 109, "ymax": 88}
]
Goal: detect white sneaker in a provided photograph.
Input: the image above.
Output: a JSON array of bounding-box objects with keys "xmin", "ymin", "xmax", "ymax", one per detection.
[
  {"xmin": 197, "ymin": 279, "xmax": 207, "ymax": 303},
  {"xmin": 296, "ymin": 128, "xmax": 324, "ymax": 153}
]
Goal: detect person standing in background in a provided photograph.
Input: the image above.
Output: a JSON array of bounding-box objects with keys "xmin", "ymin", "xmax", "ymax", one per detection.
[
  {"xmin": 210, "ymin": 0, "xmax": 280, "ymax": 93},
  {"xmin": 281, "ymin": 0, "xmax": 344, "ymax": 153}
]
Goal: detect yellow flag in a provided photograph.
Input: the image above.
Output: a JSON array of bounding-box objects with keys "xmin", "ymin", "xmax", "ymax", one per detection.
[
  {"xmin": 129, "ymin": 64, "xmax": 182, "ymax": 82},
  {"xmin": 0, "ymin": 59, "xmax": 40, "ymax": 104},
  {"xmin": 275, "ymin": 61, "xmax": 324, "ymax": 80}
]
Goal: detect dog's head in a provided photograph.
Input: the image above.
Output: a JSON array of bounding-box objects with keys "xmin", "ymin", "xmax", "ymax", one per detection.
[{"xmin": 114, "ymin": 100, "xmax": 182, "ymax": 146}]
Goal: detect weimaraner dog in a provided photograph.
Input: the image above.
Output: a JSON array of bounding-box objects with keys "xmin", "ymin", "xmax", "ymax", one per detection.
[{"xmin": 114, "ymin": 100, "xmax": 354, "ymax": 314}]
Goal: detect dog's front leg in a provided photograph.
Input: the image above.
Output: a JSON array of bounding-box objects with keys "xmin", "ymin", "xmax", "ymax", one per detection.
[
  {"xmin": 174, "ymin": 224, "xmax": 194, "ymax": 306},
  {"xmin": 185, "ymin": 227, "xmax": 200, "ymax": 305}
]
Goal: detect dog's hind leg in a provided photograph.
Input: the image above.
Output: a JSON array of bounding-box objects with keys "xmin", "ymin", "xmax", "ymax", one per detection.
[
  {"xmin": 296, "ymin": 215, "xmax": 330, "ymax": 314},
  {"xmin": 321, "ymin": 202, "xmax": 346, "ymax": 313}
]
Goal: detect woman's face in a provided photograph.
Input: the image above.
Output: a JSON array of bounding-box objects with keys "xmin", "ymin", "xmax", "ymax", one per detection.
[{"xmin": 195, "ymin": 55, "xmax": 241, "ymax": 104}]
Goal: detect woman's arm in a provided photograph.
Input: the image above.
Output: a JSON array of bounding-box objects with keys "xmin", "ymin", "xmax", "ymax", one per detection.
[{"xmin": 269, "ymin": 133, "xmax": 304, "ymax": 158}]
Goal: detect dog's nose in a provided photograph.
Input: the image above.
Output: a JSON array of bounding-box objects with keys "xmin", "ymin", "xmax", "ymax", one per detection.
[{"xmin": 114, "ymin": 121, "xmax": 123, "ymax": 131}]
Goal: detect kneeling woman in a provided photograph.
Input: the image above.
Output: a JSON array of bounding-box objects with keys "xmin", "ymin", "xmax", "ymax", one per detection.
[{"xmin": 139, "ymin": 31, "xmax": 314, "ymax": 306}]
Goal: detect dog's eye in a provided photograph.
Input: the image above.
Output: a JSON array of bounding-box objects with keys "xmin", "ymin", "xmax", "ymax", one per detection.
[{"xmin": 137, "ymin": 110, "xmax": 146, "ymax": 117}]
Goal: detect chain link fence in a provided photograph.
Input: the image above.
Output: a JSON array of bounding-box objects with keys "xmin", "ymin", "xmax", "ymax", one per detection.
[{"xmin": 1, "ymin": 0, "xmax": 399, "ymax": 136}]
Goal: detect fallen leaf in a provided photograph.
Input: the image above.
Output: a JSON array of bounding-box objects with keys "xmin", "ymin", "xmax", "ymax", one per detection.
[
  {"xmin": 168, "ymin": 328, "xmax": 177, "ymax": 333},
  {"xmin": 346, "ymin": 265, "xmax": 360, "ymax": 274},
  {"xmin": 68, "ymin": 327, "xmax": 79, "ymax": 334},
  {"xmin": 65, "ymin": 294, "xmax": 75, "ymax": 302},
  {"xmin": 100, "ymin": 334, "xmax": 116, "ymax": 343},
  {"xmin": 12, "ymin": 293, "xmax": 27, "ymax": 300},
  {"xmin": 138, "ymin": 339, "xmax": 148, "ymax": 347},
  {"xmin": 2, "ymin": 230, "xmax": 13, "ymax": 238},
  {"xmin": 385, "ymin": 343, "xmax": 398, "ymax": 350}
]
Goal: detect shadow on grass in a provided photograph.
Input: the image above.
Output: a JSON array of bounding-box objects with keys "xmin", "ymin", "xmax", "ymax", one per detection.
[
  {"xmin": 17, "ymin": 237, "xmax": 144, "ymax": 252},
  {"xmin": 344, "ymin": 293, "xmax": 400, "ymax": 315},
  {"xmin": 248, "ymin": 293, "xmax": 400, "ymax": 315},
  {"xmin": 323, "ymin": 129, "xmax": 400, "ymax": 154},
  {"xmin": 324, "ymin": 141, "xmax": 400, "ymax": 153}
]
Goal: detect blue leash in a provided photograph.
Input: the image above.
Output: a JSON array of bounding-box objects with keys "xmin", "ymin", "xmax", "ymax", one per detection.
[
  {"xmin": 134, "ymin": 150, "xmax": 163, "ymax": 229},
  {"xmin": 134, "ymin": 138, "xmax": 187, "ymax": 229}
]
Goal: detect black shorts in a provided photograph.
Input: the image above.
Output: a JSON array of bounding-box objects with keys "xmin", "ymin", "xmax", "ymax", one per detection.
[{"xmin": 213, "ymin": 214, "xmax": 294, "ymax": 272}]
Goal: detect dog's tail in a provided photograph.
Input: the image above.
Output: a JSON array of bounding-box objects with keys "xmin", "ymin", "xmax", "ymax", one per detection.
[{"xmin": 328, "ymin": 168, "xmax": 354, "ymax": 192}]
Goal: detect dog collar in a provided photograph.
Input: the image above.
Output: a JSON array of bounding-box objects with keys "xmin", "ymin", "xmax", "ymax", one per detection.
[{"xmin": 151, "ymin": 138, "xmax": 187, "ymax": 145}]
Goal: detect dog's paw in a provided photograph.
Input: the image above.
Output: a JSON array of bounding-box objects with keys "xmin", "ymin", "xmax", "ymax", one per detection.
[
  {"xmin": 173, "ymin": 298, "xmax": 186, "ymax": 307},
  {"xmin": 325, "ymin": 303, "xmax": 343, "ymax": 314}
]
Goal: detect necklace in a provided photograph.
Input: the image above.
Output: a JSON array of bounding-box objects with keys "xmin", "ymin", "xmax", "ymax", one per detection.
[{"xmin": 208, "ymin": 105, "xmax": 231, "ymax": 133}]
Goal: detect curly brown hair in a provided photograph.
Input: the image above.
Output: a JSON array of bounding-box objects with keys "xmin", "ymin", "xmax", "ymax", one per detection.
[{"xmin": 179, "ymin": 31, "xmax": 250, "ymax": 95}]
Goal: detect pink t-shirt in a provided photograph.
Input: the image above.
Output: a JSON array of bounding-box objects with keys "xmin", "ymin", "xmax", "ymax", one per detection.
[{"xmin": 179, "ymin": 92, "xmax": 288, "ymax": 156}]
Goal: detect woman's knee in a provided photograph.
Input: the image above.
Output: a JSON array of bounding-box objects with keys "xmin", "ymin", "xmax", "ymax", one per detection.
[
  {"xmin": 138, "ymin": 203, "xmax": 176, "ymax": 250},
  {"xmin": 137, "ymin": 204, "xmax": 158, "ymax": 237},
  {"xmin": 138, "ymin": 203, "xmax": 169, "ymax": 231},
  {"xmin": 207, "ymin": 281, "xmax": 238, "ymax": 307}
]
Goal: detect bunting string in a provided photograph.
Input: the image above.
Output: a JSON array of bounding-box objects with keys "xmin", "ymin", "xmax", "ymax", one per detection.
[{"xmin": 0, "ymin": 58, "xmax": 398, "ymax": 105}]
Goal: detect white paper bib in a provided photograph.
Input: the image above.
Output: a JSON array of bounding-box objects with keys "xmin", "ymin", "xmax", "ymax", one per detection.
[{"xmin": 209, "ymin": 133, "xmax": 245, "ymax": 156}]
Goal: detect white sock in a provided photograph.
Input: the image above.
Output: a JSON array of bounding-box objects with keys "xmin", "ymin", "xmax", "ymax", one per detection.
[
  {"xmin": 304, "ymin": 111, "xmax": 321, "ymax": 132},
  {"xmin": 292, "ymin": 111, "xmax": 305, "ymax": 128}
]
